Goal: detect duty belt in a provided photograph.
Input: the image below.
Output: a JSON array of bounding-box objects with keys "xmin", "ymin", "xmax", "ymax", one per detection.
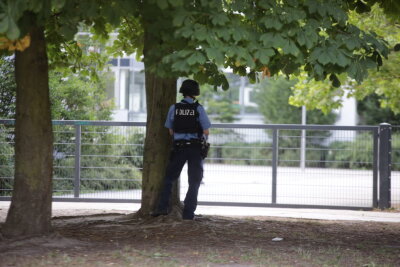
[{"xmin": 174, "ymin": 139, "xmax": 201, "ymax": 148}]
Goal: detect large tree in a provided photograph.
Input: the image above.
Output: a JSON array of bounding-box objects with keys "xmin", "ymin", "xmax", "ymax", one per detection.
[
  {"xmin": 111, "ymin": 0, "xmax": 389, "ymax": 216},
  {"xmin": 0, "ymin": 0, "xmax": 393, "ymax": 236},
  {"xmin": 0, "ymin": 0, "xmax": 129, "ymax": 237}
]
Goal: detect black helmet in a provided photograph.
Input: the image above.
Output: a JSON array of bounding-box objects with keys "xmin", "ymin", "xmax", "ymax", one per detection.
[{"xmin": 179, "ymin": 79, "xmax": 200, "ymax": 96}]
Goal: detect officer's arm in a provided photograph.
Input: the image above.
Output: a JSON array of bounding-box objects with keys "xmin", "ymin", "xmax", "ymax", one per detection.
[
  {"xmin": 198, "ymin": 105, "xmax": 211, "ymax": 137},
  {"xmin": 169, "ymin": 129, "xmax": 174, "ymax": 135}
]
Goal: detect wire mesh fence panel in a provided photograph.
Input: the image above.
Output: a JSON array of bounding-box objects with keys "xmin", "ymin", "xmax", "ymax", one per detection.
[
  {"xmin": 276, "ymin": 129, "xmax": 375, "ymax": 207},
  {"xmin": 392, "ymin": 126, "xmax": 400, "ymax": 208},
  {"xmin": 0, "ymin": 120, "xmax": 390, "ymax": 210},
  {"xmin": 52, "ymin": 124, "xmax": 76, "ymax": 197},
  {"xmin": 75, "ymin": 125, "xmax": 144, "ymax": 200},
  {"xmin": 181, "ymin": 126, "xmax": 273, "ymax": 204},
  {"xmin": 0, "ymin": 123, "xmax": 14, "ymax": 196}
]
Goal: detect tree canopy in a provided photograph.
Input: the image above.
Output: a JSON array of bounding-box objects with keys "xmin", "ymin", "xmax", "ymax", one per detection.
[
  {"xmin": 289, "ymin": 3, "xmax": 400, "ymax": 115},
  {"xmin": 112, "ymin": 0, "xmax": 389, "ymax": 90}
]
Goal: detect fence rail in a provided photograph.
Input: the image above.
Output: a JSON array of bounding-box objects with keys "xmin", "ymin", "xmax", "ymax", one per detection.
[{"xmin": 1, "ymin": 120, "xmax": 398, "ymax": 210}]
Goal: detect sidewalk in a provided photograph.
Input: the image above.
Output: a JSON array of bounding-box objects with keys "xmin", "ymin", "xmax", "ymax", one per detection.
[{"xmin": 1, "ymin": 201, "xmax": 399, "ymax": 223}]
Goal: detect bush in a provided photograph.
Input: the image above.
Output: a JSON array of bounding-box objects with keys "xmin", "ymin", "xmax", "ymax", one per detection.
[
  {"xmin": 324, "ymin": 132, "xmax": 400, "ymax": 171},
  {"xmin": 210, "ymin": 139, "xmax": 327, "ymax": 168}
]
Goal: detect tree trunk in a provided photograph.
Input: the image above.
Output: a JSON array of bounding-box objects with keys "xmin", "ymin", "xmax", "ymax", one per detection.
[
  {"xmin": 137, "ymin": 25, "xmax": 178, "ymax": 216},
  {"xmin": 2, "ymin": 15, "xmax": 53, "ymax": 237}
]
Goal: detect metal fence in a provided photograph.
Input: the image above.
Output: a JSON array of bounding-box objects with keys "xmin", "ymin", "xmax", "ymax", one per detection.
[
  {"xmin": 392, "ymin": 126, "xmax": 400, "ymax": 208},
  {"xmin": 0, "ymin": 120, "xmax": 397, "ymax": 210}
]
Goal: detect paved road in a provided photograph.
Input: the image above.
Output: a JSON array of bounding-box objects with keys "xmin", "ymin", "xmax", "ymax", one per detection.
[{"xmin": 58, "ymin": 164, "xmax": 400, "ymax": 209}]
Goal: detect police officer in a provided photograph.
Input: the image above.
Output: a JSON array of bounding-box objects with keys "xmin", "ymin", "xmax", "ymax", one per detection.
[{"xmin": 152, "ymin": 79, "xmax": 211, "ymax": 220}]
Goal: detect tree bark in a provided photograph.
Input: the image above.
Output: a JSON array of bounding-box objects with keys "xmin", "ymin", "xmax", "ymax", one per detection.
[
  {"xmin": 2, "ymin": 15, "xmax": 53, "ymax": 237},
  {"xmin": 137, "ymin": 25, "xmax": 179, "ymax": 216}
]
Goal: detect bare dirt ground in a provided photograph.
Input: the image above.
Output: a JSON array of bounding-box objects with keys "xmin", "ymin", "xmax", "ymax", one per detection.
[{"xmin": 1, "ymin": 210, "xmax": 400, "ymax": 267}]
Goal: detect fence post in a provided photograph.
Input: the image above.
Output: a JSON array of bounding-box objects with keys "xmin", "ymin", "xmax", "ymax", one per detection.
[
  {"xmin": 74, "ymin": 125, "xmax": 81, "ymax": 198},
  {"xmin": 373, "ymin": 128, "xmax": 379, "ymax": 208},
  {"xmin": 272, "ymin": 129, "xmax": 278, "ymax": 204},
  {"xmin": 378, "ymin": 123, "xmax": 392, "ymax": 209}
]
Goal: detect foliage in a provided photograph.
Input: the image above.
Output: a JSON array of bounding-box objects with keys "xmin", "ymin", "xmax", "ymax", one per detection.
[
  {"xmin": 110, "ymin": 0, "xmax": 389, "ymax": 90},
  {"xmin": 357, "ymin": 94, "xmax": 400, "ymax": 125},
  {"xmin": 254, "ymin": 76, "xmax": 337, "ymax": 125},
  {"xmin": 49, "ymin": 70, "xmax": 114, "ymax": 120},
  {"xmin": 197, "ymin": 83, "xmax": 239, "ymax": 123},
  {"xmin": 0, "ymin": 0, "xmax": 133, "ymax": 76},
  {"xmin": 289, "ymin": 4, "xmax": 400, "ymax": 115},
  {"xmin": 325, "ymin": 132, "xmax": 400, "ymax": 171},
  {"xmin": 0, "ymin": 58, "xmax": 114, "ymax": 120},
  {"xmin": 209, "ymin": 140, "xmax": 328, "ymax": 168},
  {"xmin": 0, "ymin": 56, "xmax": 15, "ymax": 119},
  {"xmin": 349, "ymin": 3, "xmax": 400, "ymax": 114}
]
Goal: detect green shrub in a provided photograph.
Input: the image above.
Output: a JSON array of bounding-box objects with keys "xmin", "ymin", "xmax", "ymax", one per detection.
[{"xmin": 325, "ymin": 132, "xmax": 375, "ymax": 170}]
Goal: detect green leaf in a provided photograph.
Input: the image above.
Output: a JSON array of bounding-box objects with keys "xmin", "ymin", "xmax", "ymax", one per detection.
[
  {"xmin": 51, "ymin": 0, "xmax": 66, "ymax": 10},
  {"xmin": 177, "ymin": 50, "xmax": 192, "ymax": 57},
  {"xmin": 221, "ymin": 75, "xmax": 229, "ymax": 90},
  {"xmin": 313, "ymin": 63, "xmax": 324, "ymax": 76},
  {"xmin": 156, "ymin": 0, "xmax": 168, "ymax": 9},
  {"xmin": 344, "ymin": 37, "xmax": 360, "ymax": 50},
  {"xmin": 187, "ymin": 52, "xmax": 206, "ymax": 65},
  {"xmin": 336, "ymin": 51, "xmax": 351, "ymax": 68},
  {"xmin": 0, "ymin": 15, "xmax": 9, "ymax": 33},
  {"xmin": 317, "ymin": 3, "xmax": 327, "ymax": 17},
  {"xmin": 205, "ymin": 47, "xmax": 224, "ymax": 65},
  {"xmin": 168, "ymin": 0, "xmax": 183, "ymax": 7},
  {"xmin": 304, "ymin": 28, "xmax": 318, "ymax": 49},
  {"xmin": 215, "ymin": 28, "xmax": 230, "ymax": 41},
  {"xmin": 255, "ymin": 49, "xmax": 274, "ymax": 64},
  {"xmin": 260, "ymin": 33, "xmax": 274, "ymax": 47},
  {"xmin": 172, "ymin": 60, "xmax": 189, "ymax": 72},
  {"xmin": 282, "ymin": 39, "xmax": 299, "ymax": 56},
  {"xmin": 60, "ymin": 24, "xmax": 76, "ymax": 41},
  {"xmin": 232, "ymin": 29, "xmax": 242, "ymax": 42},
  {"xmin": 193, "ymin": 71, "xmax": 209, "ymax": 84},
  {"xmin": 347, "ymin": 61, "xmax": 367, "ymax": 83},
  {"xmin": 258, "ymin": 0, "xmax": 273, "ymax": 9},
  {"xmin": 263, "ymin": 16, "xmax": 283, "ymax": 31},
  {"xmin": 306, "ymin": 0, "xmax": 318, "ymax": 14},
  {"xmin": 193, "ymin": 24, "xmax": 207, "ymax": 41},
  {"xmin": 211, "ymin": 14, "xmax": 229, "ymax": 26},
  {"xmin": 178, "ymin": 26, "xmax": 193, "ymax": 38},
  {"xmin": 172, "ymin": 11, "xmax": 186, "ymax": 27},
  {"xmin": 317, "ymin": 51, "xmax": 330, "ymax": 65},
  {"xmin": 273, "ymin": 34, "xmax": 286, "ymax": 48},
  {"xmin": 6, "ymin": 17, "xmax": 19, "ymax": 40},
  {"xmin": 296, "ymin": 31, "xmax": 306, "ymax": 47}
]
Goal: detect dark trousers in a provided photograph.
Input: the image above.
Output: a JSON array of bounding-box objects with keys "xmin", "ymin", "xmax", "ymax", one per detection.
[{"xmin": 157, "ymin": 144, "xmax": 203, "ymax": 219}]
